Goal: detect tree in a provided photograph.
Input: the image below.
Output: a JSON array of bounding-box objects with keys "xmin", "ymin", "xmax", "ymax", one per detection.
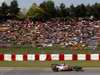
[
  {"xmin": 59, "ymin": 3, "xmax": 68, "ymax": 17},
  {"xmin": 0, "ymin": 7, "xmax": 1, "ymax": 15},
  {"xmin": 86, "ymin": 4, "xmax": 92, "ymax": 17},
  {"xmin": 39, "ymin": 1, "xmax": 49, "ymax": 19},
  {"xmin": 16, "ymin": 8, "xmax": 27, "ymax": 20},
  {"xmin": 27, "ymin": 3, "xmax": 46, "ymax": 21},
  {"xmin": 80, "ymin": 4, "xmax": 87, "ymax": 17},
  {"xmin": 9, "ymin": 0, "xmax": 20, "ymax": 16},
  {"xmin": 73, "ymin": 4, "xmax": 87, "ymax": 17},
  {"xmin": 39, "ymin": 0, "xmax": 56, "ymax": 18},
  {"xmin": 46, "ymin": 0, "xmax": 56, "ymax": 17},
  {"xmin": 69, "ymin": 4, "xmax": 76, "ymax": 17},
  {"xmin": 0, "ymin": 2, "xmax": 9, "ymax": 16},
  {"xmin": 92, "ymin": 3, "xmax": 100, "ymax": 19}
]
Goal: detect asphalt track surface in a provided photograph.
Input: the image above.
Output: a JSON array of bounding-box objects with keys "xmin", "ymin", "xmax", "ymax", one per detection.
[{"xmin": 0, "ymin": 68, "xmax": 100, "ymax": 75}]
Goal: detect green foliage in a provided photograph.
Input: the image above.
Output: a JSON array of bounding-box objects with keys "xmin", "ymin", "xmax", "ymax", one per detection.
[
  {"xmin": 40, "ymin": 0, "xmax": 57, "ymax": 18},
  {"xmin": 1, "ymin": 0, "xmax": 100, "ymax": 20},
  {"xmin": 33, "ymin": 1, "xmax": 100, "ymax": 20},
  {"xmin": 40, "ymin": 2, "xmax": 100, "ymax": 20},
  {"xmin": 92, "ymin": 3, "xmax": 100, "ymax": 18},
  {"xmin": 75, "ymin": 4, "xmax": 87, "ymax": 17},
  {"xmin": 0, "ymin": 2, "xmax": 9, "ymax": 16},
  {"xmin": 59, "ymin": 3, "xmax": 68, "ymax": 17},
  {"xmin": 27, "ymin": 3, "xmax": 46, "ymax": 20},
  {"xmin": 9, "ymin": 0, "xmax": 20, "ymax": 16},
  {"xmin": 0, "ymin": 0, "xmax": 20, "ymax": 16}
]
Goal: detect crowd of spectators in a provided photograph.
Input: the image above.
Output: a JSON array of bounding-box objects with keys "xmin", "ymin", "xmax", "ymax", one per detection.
[
  {"xmin": 0, "ymin": 20, "xmax": 35, "ymax": 47},
  {"xmin": 0, "ymin": 18, "xmax": 100, "ymax": 48},
  {"xmin": 35, "ymin": 19, "xmax": 99, "ymax": 48}
]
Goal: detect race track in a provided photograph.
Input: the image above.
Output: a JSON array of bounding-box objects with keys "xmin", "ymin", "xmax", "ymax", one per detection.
[{"xmin": 0, "ymin": 68, "xmax": 100, "ymax": 75}]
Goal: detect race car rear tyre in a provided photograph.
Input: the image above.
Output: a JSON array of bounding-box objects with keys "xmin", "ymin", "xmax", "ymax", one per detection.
[{"xmin": 72, "ymin": 66, "xmax": 83, "ymax": 71}]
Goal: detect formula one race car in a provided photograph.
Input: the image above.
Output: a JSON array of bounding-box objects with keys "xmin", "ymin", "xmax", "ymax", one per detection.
[{"xmin": 51, "ymin": 64, "xmax": 83, "ymax": 72}]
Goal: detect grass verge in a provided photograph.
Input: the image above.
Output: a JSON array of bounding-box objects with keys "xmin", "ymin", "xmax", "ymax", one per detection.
[
  {"xmin": 0, "ymin": 47, "xmax": 100, "ymax": 54},
  {"xmin": 0, "ymin": 61, "xmax": 100, "ymax": 67}
]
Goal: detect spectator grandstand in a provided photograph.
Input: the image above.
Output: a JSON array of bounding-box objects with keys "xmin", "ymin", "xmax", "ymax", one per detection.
[{"xmin": 0, "ymin": 18, "xmax": 99, "ymax": 50}]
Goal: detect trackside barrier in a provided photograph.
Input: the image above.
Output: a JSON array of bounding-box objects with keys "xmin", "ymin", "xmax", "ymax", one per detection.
[
  {"xmin": 0, "ymin": 53, "xmax": 100, "ymax": 61},
  {"xmin": 0, "ymin": 53, "xmax": 4, "ymax": 61},
  {"xmin": 59, "ymin": 53, "xmax": 64, "ymax": 61}
]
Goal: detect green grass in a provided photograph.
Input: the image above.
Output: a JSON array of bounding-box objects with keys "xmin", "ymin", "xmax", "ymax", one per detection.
[
  {"xmin": 0, "ymin": 61, "xmax": 100, "ymax": 67},
  {"xmin": 0, "ymin": 46, "xmax": 100, "ymax": 54}
]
